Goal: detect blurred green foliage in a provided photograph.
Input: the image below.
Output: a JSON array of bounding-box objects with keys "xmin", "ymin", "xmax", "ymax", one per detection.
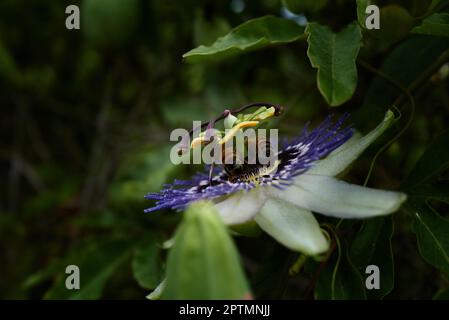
[
  {"xmin": 162, "ymin": 201, "xmax": 250, "ymax": 300},
  {"xmin": 0, "ymin": 0, "xmax": 449, "ymax": 299}
]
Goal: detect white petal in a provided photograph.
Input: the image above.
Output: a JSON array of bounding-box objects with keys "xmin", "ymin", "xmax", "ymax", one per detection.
[
  {"xmin": 308, "ymin": 110, "xmax": 395, "ymax": 176},
  {"xmin": 215, "ymin": 189, "xmax": 266, "ymax": 225},
  {"xmin": 271, "ymin": 174, "xmax": 407, "ymax": 219},
  {"xmin": 254, "ymin": 197, "xmax": 329, "ymax": 255}
]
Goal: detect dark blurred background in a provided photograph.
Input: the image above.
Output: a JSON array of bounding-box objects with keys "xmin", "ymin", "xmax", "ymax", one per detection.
[{"xmin": 1, "ymin": 0, "xmax": 448, "ymax": 299}]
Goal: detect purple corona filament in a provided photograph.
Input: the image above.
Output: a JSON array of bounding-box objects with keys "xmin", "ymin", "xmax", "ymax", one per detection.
[{"xmin": 144, "ymin": 114, "xmax": 353, "ymax": 213}]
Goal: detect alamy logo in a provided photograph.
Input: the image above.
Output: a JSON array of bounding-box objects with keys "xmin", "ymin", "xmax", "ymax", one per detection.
[
  {"xmin": 365, "ymin": 265, "xmax": 380, "ymax": 290},
  {"xmin": 65, "ymin": 265, "xmax": 80, "ymax": 290},
  {"xmin": 365, "ymin": 5, "xmax": 380, "ymax": 30},
  {"xmin": 65, "ymin": 5, "xmax": 80, "ymax": 30}
]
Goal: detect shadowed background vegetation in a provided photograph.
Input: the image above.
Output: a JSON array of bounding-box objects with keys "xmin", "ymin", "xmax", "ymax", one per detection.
[{"xmin": 1, "ymin": 0, "xmax": 449, "ymax": 299}]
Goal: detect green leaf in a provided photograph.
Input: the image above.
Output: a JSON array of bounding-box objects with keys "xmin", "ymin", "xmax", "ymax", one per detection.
[
  {"xmin": 434, "ymin": 288, "xmax": 449, "ymax": 299},
  {"xmin": 315, "ymin": 240, "xmax": 366, "ymax": 300},
  {"xmin": 283, "ymin": 0, "xmax": 328, "ymax": 12},
  {"xmin": 408, "ymin": 201, "xmax": 449, "ymax": 277},
  {"xmin": 401, "ymin": 131, "xmax": 449, "ymax": 280},
  {"xmin": 357, "ymin": 36, "xmax": 449, "ymax": 128},
  {"xmin": 146, "ymin": 279, "xmax": 166, "ymax": 300},
  {"xmin": 402, "ymin": 130, "xmax": 449, "ymax": 189},
  {"xmin": 350, "ymin": 217, "xmax": 394, "ymax": 299},
  {"xmin": 162, "ymin": 201, "xmax": 251, "ymax": 299},
  {"xmin": 132, "ymin": 238, "xmax": 162, "ymax": 290},
  {"xmin": 427, "ymin": 0, "xmax": 449, "ymax": 14},
  {"xmin": 356, "ymin": 0, "xmax": 372, "ymax": 28},
  {"xmin": 305, "ymin": 22, "xmax": 362, "ymax": 106},
  {"xmin": 412, "ymin": 13, "xmax": 449, "ymax": 38},
  {"xmin": 183, "ymin": 16, "xmax": 305, "ymax": 63},
  {"xmin": 23, "ymin": 259, "xmax": 67, "ymax": 290},
  {"xmin": 44, "ymin": 239, "xmax": 136, "ymax": 299},
  {"xmin": 429, "ymin": 0, "xmax": 442, "ymax": 11},
  {"xmin": 0, "ymin": 40, "xmax": 22, "ymax": 85}
]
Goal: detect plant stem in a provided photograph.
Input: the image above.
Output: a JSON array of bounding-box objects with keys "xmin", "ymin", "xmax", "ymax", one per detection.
[{"xmin": 288, "ymin": 254, "xmax": 309, "ymax": 276}]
